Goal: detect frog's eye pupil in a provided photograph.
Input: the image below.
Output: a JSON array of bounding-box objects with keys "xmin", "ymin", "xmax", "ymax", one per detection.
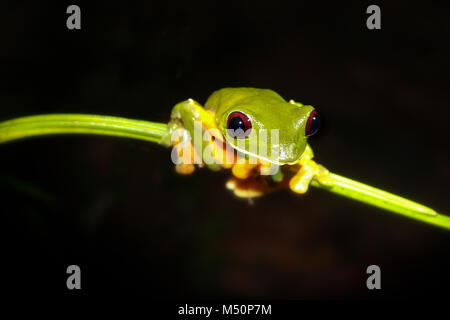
[
  {"xmin": 227, "ymin": 111, "xmax": 252, "ymax": 138},
  {"xmin": 305, "ymin": 110, "xmax": 320, "ymax": 136}
]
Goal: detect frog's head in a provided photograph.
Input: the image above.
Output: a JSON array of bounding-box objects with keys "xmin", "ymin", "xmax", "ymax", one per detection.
[{"xmin": 211, "ymin": 90, "xmax": 320, "ymax": 165}]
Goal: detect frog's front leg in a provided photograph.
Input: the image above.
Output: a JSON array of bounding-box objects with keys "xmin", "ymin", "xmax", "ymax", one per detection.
[
  {"xmin": 289, "ymin": 144, "xmax": 334, "ymax": 193},
  {"xmin": 160, "ymin": 99, "xmax": 224, "ymax": 173}
]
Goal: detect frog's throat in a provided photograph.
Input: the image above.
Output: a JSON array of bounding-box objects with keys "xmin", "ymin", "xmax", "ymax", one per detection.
[{"xmin": 230, "ymin": 143, "xmax": 300, "ymax": 166}]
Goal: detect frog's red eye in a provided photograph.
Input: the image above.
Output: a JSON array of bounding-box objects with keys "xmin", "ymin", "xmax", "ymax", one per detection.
[
  {"xmin": 227, "ymin": 111, "xmax": 252, "ymax": 138},
  {"xmin": 305, "ymin": 110, "xmax": 320, "ymax": 136}
]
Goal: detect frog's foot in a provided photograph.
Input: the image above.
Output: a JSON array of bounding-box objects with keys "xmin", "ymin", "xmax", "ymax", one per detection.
[
  {"xmin": 175, "ymin": 163, "xmax": 195, "ymax": 175},
  {"xmin": 289, "ymin": 159, "xmax": 333, "ymax": 194},
  {"xmin": 231, "ymin": 162, "xmax": 258, "ymax": 179},
  {"xmin": 226, "ymin": 176, "xmax": 265, "ymax": 198},
  {"xmin": 173, "ymin": 139, "xmax": 201, "ymax": 175},
  {"xmin": 226, "ymin": 160, "xmax": 287, "ymax": 198},
  {"xmin": 226, "ymin": 175, "xmax": 287, "ymax": 198},
  {"xmin": 161, "ymin": 99, "xmax": 220, "ymax": 174}
]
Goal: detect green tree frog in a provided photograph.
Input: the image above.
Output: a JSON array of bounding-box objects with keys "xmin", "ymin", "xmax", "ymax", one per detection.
[{"xmin": 161, "ymin": 87, "xmax": 333, "ymax": 198}]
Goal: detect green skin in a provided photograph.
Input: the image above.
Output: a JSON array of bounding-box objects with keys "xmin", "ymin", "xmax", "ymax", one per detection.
[
  {"xmin": 163, "ymin": 87, "xmax": 316, "ymax": 167},
  {"xmin": 205, "ymin": 88, "xmax": 315, "ymax": 165}
]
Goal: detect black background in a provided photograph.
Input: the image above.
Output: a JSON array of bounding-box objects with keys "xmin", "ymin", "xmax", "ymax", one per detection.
[{"xmin": 0, "ymin": 1, "xmax": 449, "ymax": 301}]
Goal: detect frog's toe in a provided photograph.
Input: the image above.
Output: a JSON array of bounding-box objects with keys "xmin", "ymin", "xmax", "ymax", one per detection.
[
  {"xmin": 231, "ymin": 163, "xmax": 258, "ymax": 179},
  {"xmin": 226, "ymin": 176, "xmax": 270, "ymax": 198},
  {"xmin": 175, "ymin": 163, "xmax": 195, "ymax": 175},
  {"xmin": 316, "ymin": 165, "xmax": 334, "ymax": 186},
  {"xmin": 171, "ymin": 138, "xmax": 203, "ymax": 175},
  {"xmin": 289, "ymin": 161, "xmax": 333, "ymax": 193},
  {"xmin": 289, "ymin": 173, "xmax": 312, "ymax": 194}
]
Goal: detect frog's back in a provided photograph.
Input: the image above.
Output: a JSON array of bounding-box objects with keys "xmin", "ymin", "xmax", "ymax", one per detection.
[{"xmin": 204, "ymin": 87, "xmax": 286, "ymax": 112}]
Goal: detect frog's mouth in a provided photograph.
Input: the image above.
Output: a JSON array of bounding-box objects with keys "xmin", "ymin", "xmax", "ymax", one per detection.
[{"xmin": 227, "ymin": 140, "xmax": 305, "ymax": 165}]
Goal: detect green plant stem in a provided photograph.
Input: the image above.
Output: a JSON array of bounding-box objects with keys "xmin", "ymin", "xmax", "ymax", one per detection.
[
  {"xmin": 1, "ymin": 113, "xmax": 448, "ymax": 230},
  {"xmin": 311, "ymin": 173, "xmax": 450, "ymax": 230},
  {"xmin": 0, "ymin": 114, "xmax": 168, "ymax": 144}
]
